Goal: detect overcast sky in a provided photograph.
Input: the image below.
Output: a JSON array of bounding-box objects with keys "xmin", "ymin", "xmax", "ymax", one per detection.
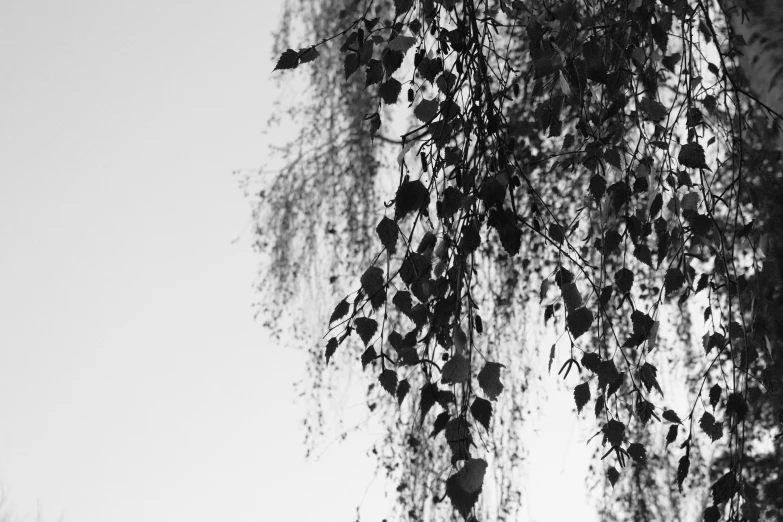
[{"xmin": 0, "ymin": 2, "xmax": 595, "ymax": 521}]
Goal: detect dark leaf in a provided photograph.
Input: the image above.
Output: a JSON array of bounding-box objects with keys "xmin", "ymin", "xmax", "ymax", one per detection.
[
  {"xmin": 574, "ymin": 382, "xmax": 591, "ymax": 414},
  {"xmin": 414, "ymin": 98, "xmax": 439, "ymax": 123},
  {"xmin": 431, "ymin": 411, "xmax": 450, "ymax": 438},
  {"xmin": 330, "ymin": 299, "xmax": 350, "ymax": 324},
  {"xmin": 478, "ymin": 362, "xmax": 505, "ymax": 400},
  {"xmin": 325, "ymin": 337, "xmax": 339, "ymax": 363},
  {"xmin": 561, "ymin": 282, "xmax": 583, "ymax": 312},
  {"xmin": 396, "ymin": 378, "xmax": 410, "ymax": 404},
  {"xmin": 446, "ymin": 463, "xmax": 483, "ymax": 518},
  {"xmin": 441, "ymin": 352, "xmax": 470, "ymax": 385},
  {"xmin": 602, "ymin": 419, "xmax": 625, "ymax": 447},
  {"xmin": 589, "ymin": 174, "xmax": 607, "ymax": 202},
  {"xmin": 298, "ymin": 47, "xmax": 320, "ymax": 64},
  {"xmin": 664, "ymin": 268, "xmax": 686, "ymax": 295},
  {"xmin": 355, "ymin": 317, "xmax": 378, "ymax": 346},
  {"xmin": 679, "ymin": 142, "xmax": 709, "ymax": 169},
  {"xmin": 549, "ymin": 223, "xmax": 565, "ymax": 244},
  {"xmin": 344, "ymin": 53, "xmax": 360, "ymax": 79},
  {"xmin": 567, "ymin": 306, "xmax": 593, "ymax": 339},
  {"xmin": 663, "ymin": 409, "xmax": 682, "ymax": 424},
  {"xmin": 607, "ymin": 467, "xmax": 620, "ymax": 487},
  {"xmin": 677, "ymin": 455, "xmax": 690, "ymax": 492},
  {"xmin": 393, "ymin": 291, "xmax": 413, "ymax": 313},
  {"xmin": 666, "ymin": 424, "xmax": 678, "ymax": 448},
  {"xmin": 627, "ymin": 443, "xmax": 647, "ymax": 465},
  {"xmin": 388, "ymin": 35, "xmax": 417, "ymax": 53},
  {"xmin": 470, "ymin": 397, "xmax": 493, "ymax": 430},
  {"xmin": 274, "ymin": 49, "xmax": 299, "ymax": 70},
  {"xmin": 711, "ymin": 471, "xmax": 737, "ymax": 505},
  {"xmin": 361, "ymin": 345, "xmax": 377, "ymax": 368},
  {"xmin": 365, "ymin": 59, "xmax": 384, "ymax": 86},
  {"xmin": 379, "ymin": 78, "xmax": 402, "ymax": 104},
  {"xmin": 726, "ymin": 393, "xmax": 747, "ymax": 421},
  {"xmin": 379, "ymin": 369, "xmax": 398, "ymax": 396},
  {"xmin": 361, "ymin": 266, "xmax": 385, "ymax": 298},
  {"xmin": 634, "ymin": 244, "xmax": 653, "ymax": 268},
  {"xmin": 615, "ymin": 267, "xmax": 634, "ymax": 294},
  {"xmin": 395, "ymin": 180, "xmax": 430, "ymax": 220},
  {"xmin": 709, "ymin": 384, "xmax": 721, "ymax": 408},
  {"xmin": 595, "ymin": 395, "xmax": 605, "ymax": 418},
  {"xmin": 376, "ymin": 216, "xmax": 399, "ymax": 252},
  {"xmin": 420, "ymin": 383, "xmax": 438, "ymax": 422},
  {"xmin": 394, "ymin": 0, "xmax": 413, "ymax": 18},
  {"xmin": 703, "ymin": 506, "xmax": 720, "ymax": 522}
]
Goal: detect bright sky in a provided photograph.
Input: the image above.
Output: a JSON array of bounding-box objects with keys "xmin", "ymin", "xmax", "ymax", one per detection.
[
  {"xmin": 0, "ymin": 2, "xmax": 597, "ymax": 521},
  {"xmin": 0, "ymin": 1, "xmax": 390, "ymax": 521}
]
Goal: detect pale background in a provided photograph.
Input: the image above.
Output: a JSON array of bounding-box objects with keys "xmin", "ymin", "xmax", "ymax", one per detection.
[{"xmin": 0, "ymin": 1, "xmax": 594, "ymax": 520}]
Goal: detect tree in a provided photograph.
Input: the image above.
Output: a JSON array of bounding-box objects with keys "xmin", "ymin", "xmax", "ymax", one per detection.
[{"xmin": 253, "ymin": 0, "xmax": 783, "ymax": 520}]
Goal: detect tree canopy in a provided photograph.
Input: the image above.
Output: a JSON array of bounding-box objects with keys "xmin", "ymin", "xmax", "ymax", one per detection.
[{"xmin": 253, "ymin": 0, "xmax": 783, "ymax": 520}]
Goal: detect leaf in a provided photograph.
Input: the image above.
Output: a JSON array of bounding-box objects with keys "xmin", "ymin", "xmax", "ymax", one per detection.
[
  {"xmin": 379, "ymin": 369, "xmax": 398, "ymax": 396},
  {"xmin": 640, "ymin": 97, "xmax": 667, "ymax": 122},
  {"xmin": 365, "ymin": 59, "xmax": 384, "ymax": 86},
  {"xmin": 703, "ymin": 506, "xmax": 720, "ymax": 522},
  {"xmin": 548, "ymin": 343, "xmax": 556, "ymax": 374},
  {"xmin": 589, "ymin": 174, "xmax": 607, "ymax": 202},
  {"xmin": 354, "ymin": 317, "xmax": 378, "ymax": 346},
  {"xmin": 595, "ymin": 395, "xmax": 605, "ymax": 418},
  {"xmin": 602, "ymin": 419, "xmax": 626, "ymax": 447},
  {"xmin": 711, "ymin": 471, "xmax": 738, "ymax": 505},
  {"xmin": 344, "ymin": 53, "xmax": 360, "ymax": 79},
  {"xmin": 549, "ymin": 223, "xmax": 565, "ymax": 244},
  {"xmin": 379, "ymin": 78, "xmax": 402, "ymax": 104},
  {"xmin": 388, "ymin": 35, "xmax": 417, "ymax": 53},
  {"xmin": 325, "ymin": 337, "xmax": 339, "ymax": 363},
  {"xmin": 477, "ymin": 362, "xmax": 505, "ymax": 400},
  {"xmin": 726, "ymin": 392, "xmax": 748, "ymax": 421},
  {"xmin": 627, "ymin": 443, "xmax": 647, "ymax": 466},
  {"xmin": 607, "ymin": 467, "xmax": 620, "ymax": 487},
  {"xmin": 699, "ymin": 411, "xmax": 716, "ymax": 436},
  {"xmin": 441, "ymin": 352, "xmax": 470, "ymax": 385},
  {"xmin": 395, "ymin": 179, "xmax": 430, "ymax": 219},
  {"xmin": 330, "ymin": 299, "xmax": 350, "ymax": 324},
  {"xmin": 470, "ymin": 397, "xmax": 493, "ymax": 430},
  {"xmin": 298, "ymin": 47, "xmax": 320, "ymax": 64},
  {"xmin": 709, "ymin": 384, "xmax": 721, "ymax": 408},
  {"xmin": 394, "ymin": 0, "xmax": 414, "ymax": 18},
  {"xmin": 419, "ymin": 383, "xmax": 438, "ymax": 422},
  {"xmin": 639, "ymin": 363, "xmax": 664, "ymax": 396},
  {"xmin": 414, "ymin": 98, "xmax": 439, "ymax": 122},
  {"xmin": 274, "ymin": 49, "xmax": 299, "ymax": 70},
  {"xmin": 567, "ymin": 306, "xmax": 593, "ymax": 339},
  {"xmin": 452, "ymin": 326, "xmax": 467, "ymax": 353},
  {"xmin": 396, "ymin": 378, "xmax": 410, "ymax": 404},
  {"xmin": 679, "ymin": 142, "xmax": 708, "ymax": 169},
  {"xmin": 677, "ymin": 455, "xmax": 690, "ymax": 492},
  {"xmin": 664, "ymin": 268, "xmax": 686, "ymax": 295},
  {"xmin": 634, "ymin": 244, "xmax": 653, "ymax": 268},
  {"xmin": 361, "ymin": 345, "xmax": 377, "ymax": 368},
  {"xmin": 446, "ymin": 469, "xmax": 481, "ymax": 518},
  {"xmin": 361, "ymin": 266, "xmax": 385, "ymax": 298},
  {"xmin": 615, "ymin": 267, "xmax": 634, "ymax": 294},
  {"xmin": 574, "ymin": 382, "xmax": 591, "ymax": 414},
  {"xmin": 561, "ymin": 282, "xmax": 583, "ymax": 312},
  {"xmin": 376, "ymin": 216, "xmax": 398, "ymax": 251},
  {"xmin": 368, "ymin": 113, "xmax": 381, "ymax": 140},
  {"xmin": 666, "ymin": 424, "xmax": 678, "ymax": 448},
  {"xmin": 431, "ymin": 411, "xmax": 450, "ymax": 438},
  {"xmin": 663, "ymin": 409, "xmax": 682, "ymax": 424},
  {"xmin": 456, "ymin": 458, "xmax": 487, "ymax": 494}
]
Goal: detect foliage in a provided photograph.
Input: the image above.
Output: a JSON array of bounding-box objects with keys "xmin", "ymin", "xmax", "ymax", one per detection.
[{"xmin": 257, "ymin": 0, "xmax": 783, "ymax": 520}]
